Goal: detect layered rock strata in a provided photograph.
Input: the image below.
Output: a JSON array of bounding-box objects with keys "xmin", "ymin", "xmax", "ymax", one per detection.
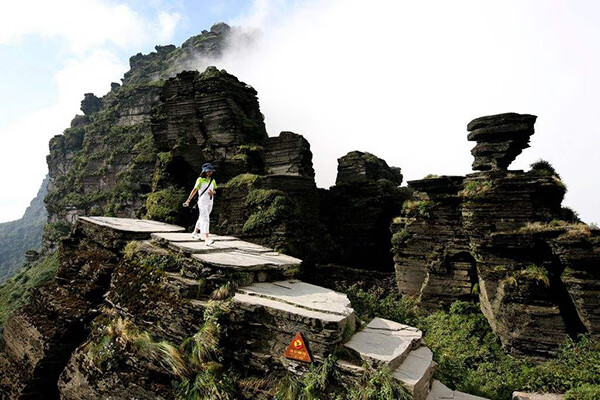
[
  {"xmin": 393, "ymin": 113, "xmax": 600, "ymax": 358},
  {"xmin": 320, "ymin": 151, "xmax": 410, "ymax": 271},
  {"xmin": 0, "ymin": 217, "xmax": 183, "ymax": 398},
  {"xmin": 468, "ymin": 113, "xmax": 537, "ymax": 171},
  {"xmin": 1, "ymin": 217, "xmax": 488, "ymax": 400}
]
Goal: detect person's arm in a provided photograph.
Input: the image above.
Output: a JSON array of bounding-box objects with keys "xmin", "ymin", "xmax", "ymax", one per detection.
[
  {"xmin": 183, "ymin": 188, "xmax": 198, "ymax": 207},
  {"xmin": 209, "ymin": 180, "xmax": 217, "ymax": 197}
]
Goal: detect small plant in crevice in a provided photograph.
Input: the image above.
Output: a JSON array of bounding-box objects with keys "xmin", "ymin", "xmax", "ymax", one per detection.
[
  {"xmin": 529, "ymin": 159, "xmax": 561, "ymax": 179},
  {"xmin": 502, "ymin": 264, "xmax": 550, "ymax": 289},
  {"xmin": 401, "ymin": 199, "xmax": 435, "ymax": 217},
  {"xmin": 459, "ymin": 180, "xmax": 493, "ymax": 198},
  {"xmin": 347, "ymin": 365, "xmax": 411, "ymax": 400},
  {"xmin": 211, "ymin": 282, "xmax": 237, "ymax": 300},
  {"xmin": 340, "ymin": 284, "xmax": 420, "ymax": 326},
  {"xmin": 273, "ymin": 355, "xmax": 346, "ymax": 400},
  {"xmin": 519, "ymin": 264, "xmax": 550, "ymax": 287}
]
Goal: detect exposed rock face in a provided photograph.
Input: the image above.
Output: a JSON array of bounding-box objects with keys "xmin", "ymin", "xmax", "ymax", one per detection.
[
  {"xmin": 0, "ymin": 218, "xmax": 144, "ymax": 398},
  {"xmin": 231, "ymin": 279, "xmax": 356, "ymax": 371},
  {"xmin": 151, "ymin": 68, "xmax": 268, "ymax": 184},
  {"xmin": 263, "ymin": 131, "xmax": 315, "ymax": 178},
  {"xmin": 3, "ymin": 217, "xmax": 482, "ymax": 400},
  {"xmin": 393, "ymin": 176, "xmax": 475, "ymax": 310},
  {"xmin": 393, "ymin": 113, "xmax": 600, "ymax": 358},
  {"xmin": 467, "ymin": 112, "xmax": 537, "ymax": 171},
  {"xmin": 336, "ymin": 151, "xmax": 403, "ymax": 185},
  {"xmin": 80, "ymin": 93, "xmax": 102, "ymax": 115},
  {"xmin": 121, "ymin": 23, "xmax": 246, "ymax": 87},
  {"xmin": 321, "ymin": 151, "xmax": 409, "ymax": 271}
]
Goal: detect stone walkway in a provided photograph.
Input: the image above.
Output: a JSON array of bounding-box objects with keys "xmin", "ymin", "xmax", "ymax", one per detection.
[{"xmin": 80, "ymin": 217, "xmax": 488, "ymax": 400}]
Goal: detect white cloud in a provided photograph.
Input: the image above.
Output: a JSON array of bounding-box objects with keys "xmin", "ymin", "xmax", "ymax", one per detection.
[
  {"xmin": 0, "ymin": 0, "xmax": 182, "ymax": 53},
  {"xmin": 157, "ymin": 11, "xmax": 182, "ymax": 42},
  {"xmin": 0, "ymin": 0, "xmax": 183, "ymax": 222},
  {"xmin": 0, "ymin": 50, "xmax": 127, "ymax": 222},
  {"xmin": 206, "ymin": 0, "xmax": 600, "ymax": 224}
]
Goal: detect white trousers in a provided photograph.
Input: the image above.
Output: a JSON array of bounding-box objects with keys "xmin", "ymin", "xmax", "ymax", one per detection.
[{"xmin": 195, "ymin": 199, "xmax": 213, "ymax": 234}]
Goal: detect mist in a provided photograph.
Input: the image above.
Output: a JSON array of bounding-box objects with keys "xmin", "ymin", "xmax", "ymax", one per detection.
[{"xmin": 190, "ymin": 0, "xmax": 600, "ymax": 224}]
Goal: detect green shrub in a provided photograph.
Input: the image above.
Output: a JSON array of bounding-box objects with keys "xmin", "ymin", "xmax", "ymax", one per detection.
[
  {"xmin": 530, "ymin": 159, "xmax": 561, "ymax": 179},
  {"xmin": 391, "ymin": 228, "xmax": 411, "ymax": 248},
  {"xmin": 243, "ymin": 195, "xmax": 294, "ymax": 233},
  {"xmin": 342, "ymin": 284, "xmax": 420, "ymax": 326},
  {"xmin": 347, "ymin": 366, "xmax": 411, "ymax": 400},
  {"xmin": 560, "ymin": 207, "xmax": 581, "ymax": 223},
  {"xmin": 521, "ymin": 335, "xmax": 600, "ymax": 393},
  {"xmin": 420, "ymin": 300, "xmax": 600, "ymax": 400},
  {"xmin": 460, "ymin": 180, "xmax": 493, "ymax": 198},
  {"xmin": 224, "ymin": 173, "xmax": 260, "ymax": 188},
  {"xmin": 244, "ymin": 189, "xmax": 282, "ymax": 208},
  {"xmin": 565, "ymin": 384, "xmax": 600, "ymax": 400},
  {"xmin": 0, "ymin": 252, "xmax": 60, "ymax": 333},
  {"xmin": 402, "ymin": 200, "xmax": 434, "ymax": 217},
  {"xmin": 144, "ymin": 187, "xmax": 187, "ymax": 223},
  {"xmin": 43, "ymin": 221, "xmax": 72, "ymax": 242},
  {"xmin": 520, "ymin": 264, "xmax": 550, "ymax": 287}
]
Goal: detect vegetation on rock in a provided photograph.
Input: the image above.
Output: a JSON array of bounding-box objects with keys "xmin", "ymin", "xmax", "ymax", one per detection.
[
  {"xmin": 0, "ymin": 252, "xmax": 59, "ymax": 333},
  {"xmin": 0, "ymin": 176, "xmax": 48, "ymax": 282},
  {"xmin": 334, "ymin": 284, "xmax": 600, "ymax": 400}
]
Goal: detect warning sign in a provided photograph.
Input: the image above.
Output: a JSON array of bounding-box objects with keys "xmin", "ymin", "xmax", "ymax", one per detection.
[{"xmin": 284, "ymin": 332, "xmax": 313, "ymax": 363}]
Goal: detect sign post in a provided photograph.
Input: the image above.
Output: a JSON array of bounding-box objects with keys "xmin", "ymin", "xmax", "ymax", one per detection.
[{"xmin": 284, "ymin": 332, "xmax": 313, "ymax": 363}]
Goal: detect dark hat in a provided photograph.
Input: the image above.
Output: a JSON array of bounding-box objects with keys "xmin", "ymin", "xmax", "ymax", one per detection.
[{"xmin": 202, "ymin": 162, "xmax": 216, "ymax": 172}]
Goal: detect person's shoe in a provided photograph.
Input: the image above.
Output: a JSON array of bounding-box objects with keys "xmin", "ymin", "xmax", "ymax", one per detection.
[
  {"xmin": 205, "ymin": 239, "xmax": 215, "ymax": 246},
  {"xmin": 191, "ymin": 233, "xmax": 201, "ymax": 240}
]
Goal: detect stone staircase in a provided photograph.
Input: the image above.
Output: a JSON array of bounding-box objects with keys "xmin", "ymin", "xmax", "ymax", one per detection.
[{"xmin": 79, "ymin": 217, "xmax": 487, "ymax": 399}]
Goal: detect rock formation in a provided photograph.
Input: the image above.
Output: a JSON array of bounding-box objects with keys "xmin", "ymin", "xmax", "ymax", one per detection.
[
  {"xmin": 393, "ymin": 113, "xmax": 600, "ymax": 358},
  {"xmin": 320, "ymin": 151, "xmax": 409, "ymax": 271},
  {"xmin": 335, "ymin": 151, "xmax": 403, "ymax": 185},
  {"xmin": 468, "ymin": 113, "xmax": 537, "ymax": 171},
  {"xmin": 0, "ymin": 217, "xmax": 488, "ymax": 400}
]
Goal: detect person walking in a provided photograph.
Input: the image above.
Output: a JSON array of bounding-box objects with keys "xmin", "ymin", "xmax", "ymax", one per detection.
[{"xmin": 183, "ymin": 163, "xmax": 217, "ymax": 245}]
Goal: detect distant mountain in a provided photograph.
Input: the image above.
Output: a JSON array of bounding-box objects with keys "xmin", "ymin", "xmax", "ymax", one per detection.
[{"xmin": 0, "ymin": 176, "xmax": 48, "ymax": 283}]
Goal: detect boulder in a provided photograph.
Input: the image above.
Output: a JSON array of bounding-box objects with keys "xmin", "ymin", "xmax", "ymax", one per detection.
[
  {"xmin": 467, "ymin": 113, "xmax": 537, "ymax": 171},
  {"xmin": 336, "ymin": 151, "xmax": 403, "ymax": 185},
  {"xmin": 264, "ymin": 131, "xmax": 315, "ymax": 178}
]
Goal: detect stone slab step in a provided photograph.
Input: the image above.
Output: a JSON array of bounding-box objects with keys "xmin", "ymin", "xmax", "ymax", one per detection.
[
  {"xmin": 392, "ymin": 346, "xmax": 436, "ymax": 400},
  {"xmin": 512, "ymin": 393, "xmax": 564, "ymax": 400},
  {"xmin": 151, "ymin": 232, "xmax": 238, "ymax": 242},
  {"xmin": 344, "ymin": 318, "xmax": 422, "ymax": 371},
  {"xmin": 233, "ymin": 280, "xmax": 355, "ymax": 324},
  {"xmin": 427, "ymin": 380, "xmax": 490, "ymax": 400},
  {"xmin": 79, "ymin": 216, "xmax": 184, "ymax": 233},
  {"xmin": 192, "ymin": 251, "xmax": 301, "ymax": 271},
  {"xmin": 167, "ymin": 239, "xmax": 274, "ymax": 255}
]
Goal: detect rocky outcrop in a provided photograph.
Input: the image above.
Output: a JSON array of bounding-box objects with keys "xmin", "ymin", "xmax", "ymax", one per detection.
[
  {"xmin": 263, "ymin": 131, "xmax": 315, "ymax": 178},
  {"xmin": 321, "ymin": 151, "xmax": 409, "ymax": 271},
  {"xmin": 0, "ymin": 218, "xmax": 178, "ymax": 398},
  {"xmin": 467, "ymin": 113, "xmax": 537, "ymax": 171},
  {"xmin": 151, "ymin": 67, "xmax": 268, "ymax": 184},
  {"xmin": 393, "ymin": 176, "xmax": 475, "ymax": 310},
  {"xmin": 393, "ymin": 112, "xmax": 600, "ymax": 358},
  {"xmin": 3, "ymin": 217, "xmax": 478, "ymax": 399},
  {"xmin": 335, "ymin": 151, "xmax": 403, "ymax": 185}
]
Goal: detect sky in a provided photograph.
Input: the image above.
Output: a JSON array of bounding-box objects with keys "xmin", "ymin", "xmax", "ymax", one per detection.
[{"xmin": 0, "ymin": 0, "xmax": 599, "ymax": 225}]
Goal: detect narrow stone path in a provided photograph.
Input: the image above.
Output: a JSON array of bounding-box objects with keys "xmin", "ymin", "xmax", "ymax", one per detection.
[{"xmin": 80, "ymin": 217, "xmax": 488, "ymax": 400}]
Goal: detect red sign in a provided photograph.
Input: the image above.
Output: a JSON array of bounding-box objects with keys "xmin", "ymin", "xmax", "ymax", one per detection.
[{"xmin": 284, "ymin": 332, "xmax": 313, "ymax": 363}]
